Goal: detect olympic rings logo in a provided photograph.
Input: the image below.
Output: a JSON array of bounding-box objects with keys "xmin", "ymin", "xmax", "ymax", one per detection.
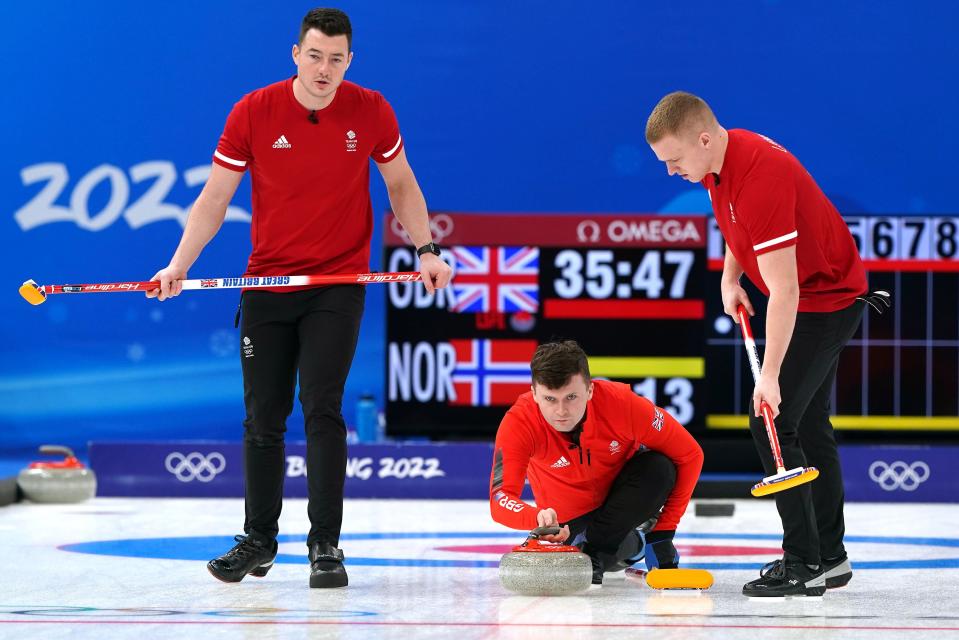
[
  {"xmin": 868, "ymin": 460, "xmax": 930, "ymax": 492},
  {"xmin": 389, "ymin": 214, "xmax": 454, "ymax": 242},
  {"xmin": 164, "ymin": 451, "xmax": 227, "ymax": 483}
]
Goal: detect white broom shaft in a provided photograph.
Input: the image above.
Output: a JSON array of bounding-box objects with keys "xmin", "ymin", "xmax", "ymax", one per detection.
[
  {"xmin": 738, "ymin": 311, "xmax": 764, "ymax": 384},
  {"xmin": 180, "ymin": 276, "xmax": 314, "ymax": 290}
]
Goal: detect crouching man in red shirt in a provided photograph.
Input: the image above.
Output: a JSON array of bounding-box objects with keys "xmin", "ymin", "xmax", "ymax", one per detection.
[{"xmin": 489, "ymin": 340, "xmax": 704, "ymax": 585}]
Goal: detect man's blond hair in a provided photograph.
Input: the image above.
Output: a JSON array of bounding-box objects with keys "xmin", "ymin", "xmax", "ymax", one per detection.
[{"xmin": 645, "ymin": 91, "xmax": 718, "ymax": 144}]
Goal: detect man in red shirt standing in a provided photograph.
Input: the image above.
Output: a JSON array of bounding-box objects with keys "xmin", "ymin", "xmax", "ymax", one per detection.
[
  {"xmin": 646, "ymin": 91, "xmax": 878, "ymax": 597},
  {"xmin": 490, "ymin": 341, "xmax": 704, "ymax": 585},
  {"xmin": 147, "ymin": 8, "xmax": 451, "ymax": 588}
]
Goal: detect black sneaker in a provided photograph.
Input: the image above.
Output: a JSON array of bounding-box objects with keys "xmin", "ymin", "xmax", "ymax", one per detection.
[
  {"xmin": 309, "ymin": 542, "xmax": 348, "ymax": 588},
  {"xmin": 578, "ymin": 542, "xmax": 606, "ymax": 585},
  {"xmin": 822, "ymin": 555, "xmax": 853, "ymax": 589},
  {"xmin": 603, "ymin": 529, "xmax": 646, "ymax": 573},
  {"xmin": 207, "ymin": 534, "xmax": 277, "ymax": 583},
  {"xmin": 742, "ymin": 558, "xmax": 826, "ymax": 598}
]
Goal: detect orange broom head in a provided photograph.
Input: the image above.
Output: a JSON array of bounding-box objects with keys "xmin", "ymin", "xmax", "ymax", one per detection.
[
  {"xmin": 751, "ymin": 467, "xmax": 819, "ymax": 497},
  {"xmin": 645, "ymin": 568, "xmax": 714, "ymax": 590},
  {"xmin": 19, "ymin": 280, "xmax": 46, "ymax": 305}
]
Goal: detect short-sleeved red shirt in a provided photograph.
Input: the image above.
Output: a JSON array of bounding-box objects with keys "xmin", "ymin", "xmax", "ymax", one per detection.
[
  {"xmin": 703, "ymin": 129, "xmax": 866, "ymax": 312},
  {"xmin": 213, "ymin": 78, "xmax": 404, "ymax": 290}
]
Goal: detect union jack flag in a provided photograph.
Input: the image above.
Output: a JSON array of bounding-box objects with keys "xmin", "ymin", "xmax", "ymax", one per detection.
[
  {"xmin": 449, "ymin": 246, "xmax": 539, "ymax": 313},
  {"xmin": 449, "ymin": 339, "xmax": 537, "ymax": 406},
  {"xmin": 200, "ymin": 279, "xmax": 219, "ymax": 288}
]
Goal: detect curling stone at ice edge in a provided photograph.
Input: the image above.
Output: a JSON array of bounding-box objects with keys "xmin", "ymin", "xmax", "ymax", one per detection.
[
  {"xmin": 499, "ymin": 526, "xmax": 593, "ymax": 596},
  {"xmin": 17, "ymin": 445, "xmax": 97, "ymax": 503}
]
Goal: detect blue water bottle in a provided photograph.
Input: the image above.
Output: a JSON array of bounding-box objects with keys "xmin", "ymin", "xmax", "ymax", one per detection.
[{"xmin": 356, "ymin": 393, "xmax": 378, "ymax": 443}]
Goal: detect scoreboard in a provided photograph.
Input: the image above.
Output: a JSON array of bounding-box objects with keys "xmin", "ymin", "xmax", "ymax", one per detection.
[
  {"xmin": 385, "ymin": 213, "xmax": 959, "ymax": 440},
  {"xmin": 706, "ymin": 216, "xmax": 959, "ymax": 436},
  {"xmin": 384, "ymin": 213, "xmax": 707, "ymax": 438}
]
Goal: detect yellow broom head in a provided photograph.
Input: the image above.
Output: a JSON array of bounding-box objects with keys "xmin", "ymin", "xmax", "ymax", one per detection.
[
  {"xmin": 645, "ymin": 568, "xmax": 714, "ymax": 590},
  {"xmin": 19, "ymin": 280, "xmax": 46, "ymax": 305},
  {"xmin": 751, "ymin": 466, "xmax": 819, "ymax": 497}
]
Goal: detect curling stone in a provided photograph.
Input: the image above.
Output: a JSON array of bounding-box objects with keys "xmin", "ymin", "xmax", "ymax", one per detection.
[
  {"xmin": 18, "ymin": 445, "xmax": 96, "ymax": 503},
  {"xmin": 499, "ymin": 526, "xmax": 593, "ymax": 596}
]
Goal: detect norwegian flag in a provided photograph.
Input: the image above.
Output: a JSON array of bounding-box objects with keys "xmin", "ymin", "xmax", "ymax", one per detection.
[
  {"xmin": 449, "ymin": 339, "xmax": 537, "ymax": 406},
  {"xmin": 449, "ymin": 246, "xmax": 539, "ymax": 313},
  {"xmin": 200, "ymin": 279, "xmax": 219, "ymax": 288}
]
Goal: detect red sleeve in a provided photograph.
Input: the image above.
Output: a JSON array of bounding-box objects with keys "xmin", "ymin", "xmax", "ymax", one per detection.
[
  {"xmin": 371, "ymin": 92, "xmax": 404, "ymax": 164},
  {"xmin": 628, "ymin": 393, "xmax": 703, "ymax": 531},
  {"xmin": 489, "ymin": 411, "xmax": 539, "ymax": 530},
  {"xmin": 212, "ymin": 96, "xmax": 252, "ymax": 173},
  {"xmin": 739, "ymin": 175, "xmax": 798, "ymax": 256}
]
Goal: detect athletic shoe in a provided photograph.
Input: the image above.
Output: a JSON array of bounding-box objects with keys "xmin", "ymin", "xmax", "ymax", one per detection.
[
  {"xmin": 207, "ymin": 534, "xmax": 277, "ymax": 583},
  {"xmin": 822, "ymin": 554, "xmax": 853, "ymax": 588},
  {"xmin": 578, "ymin": 542, "xmax": 606, "ymax": 585},
  {"xmin": 742, "ymin": 558, "xmax": 826, "ymax": 597},
  {"xmin": 309, "ymin": 542, "xmax": 348, "ymax": 588},
  {"xmin": 595, "ymin": 528, "xmax": 646, "ymax": 575}
]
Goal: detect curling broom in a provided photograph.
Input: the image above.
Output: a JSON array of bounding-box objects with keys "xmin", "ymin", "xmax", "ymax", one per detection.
[
  {"xmin": 737, "ymin": 305, "xmax": 819, "ymax": 497},
  {"xmin": 19, "ymin": 272, "xmax": 422, "ymax": 305}
]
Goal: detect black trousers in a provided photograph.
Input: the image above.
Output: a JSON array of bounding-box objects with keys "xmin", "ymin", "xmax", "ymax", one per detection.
[
  {"xmin": 564, "ymin": 450, "xmax": 677, "ymax": 556},
  {"xmin": 239, "ymin": 286, "xmax": 365, "ymax": 548},
  {"xmin": 748, "ymin": 300, "xmax": 864, "ymax": 565}
]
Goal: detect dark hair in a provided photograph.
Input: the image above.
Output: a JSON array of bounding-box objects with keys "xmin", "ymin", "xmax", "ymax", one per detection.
[
  {"xmin": 299, "ymin": 8, "xmax": 352, "ymax": 49},
  {"xmin": 530, "ymin": 340, "xmax": 591, "ymax": 390}
]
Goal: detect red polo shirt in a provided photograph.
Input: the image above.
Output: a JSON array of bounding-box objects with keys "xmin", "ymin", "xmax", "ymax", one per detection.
[
  {"xmin": 704, "ymin": 129, "xmax": 866, "ymax": 312},
  {"xmin": 213, "ymin": 78, "xmax": 404, "ymax": 290}
]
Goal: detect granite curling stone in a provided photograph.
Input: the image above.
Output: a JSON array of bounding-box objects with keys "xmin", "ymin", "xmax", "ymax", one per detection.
[
  {"xmin": 499, "ymin": 526, "xmax": 593, "ymax": 596},
  {"xmin": 18, "ymin": 445, "xmax": 97, "ymax": 504}
]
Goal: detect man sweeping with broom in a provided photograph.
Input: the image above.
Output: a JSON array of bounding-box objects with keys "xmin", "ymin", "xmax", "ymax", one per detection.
[{"xmin": 646, "ymin": 91, "xmax": 889, "ymax": 597}]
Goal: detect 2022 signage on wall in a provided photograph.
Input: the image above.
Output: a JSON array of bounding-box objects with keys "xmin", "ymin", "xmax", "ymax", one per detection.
[{"xmin": 14, "ymin": 162, "xmax": 251, "ymax": 231}]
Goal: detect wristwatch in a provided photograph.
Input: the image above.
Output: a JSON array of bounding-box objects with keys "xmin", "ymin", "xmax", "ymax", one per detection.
[{"xmin": 416, "ymin": 242, "xmax": 442, "ymax": 257}]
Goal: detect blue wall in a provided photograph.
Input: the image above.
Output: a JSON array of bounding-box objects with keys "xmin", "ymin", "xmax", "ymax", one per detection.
[{"xmin": 2, "ymin": 1, "xmax": 957, "ymax": 456}]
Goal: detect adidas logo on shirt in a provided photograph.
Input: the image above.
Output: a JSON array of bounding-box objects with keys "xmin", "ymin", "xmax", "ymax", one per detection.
[
  {"xmin": 550, "ymin": 456, "xmax": 571, "ymax": 468},
  {"xmin": 272, "ymin": 135, "xmax": 292, "ymax": 149}
]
